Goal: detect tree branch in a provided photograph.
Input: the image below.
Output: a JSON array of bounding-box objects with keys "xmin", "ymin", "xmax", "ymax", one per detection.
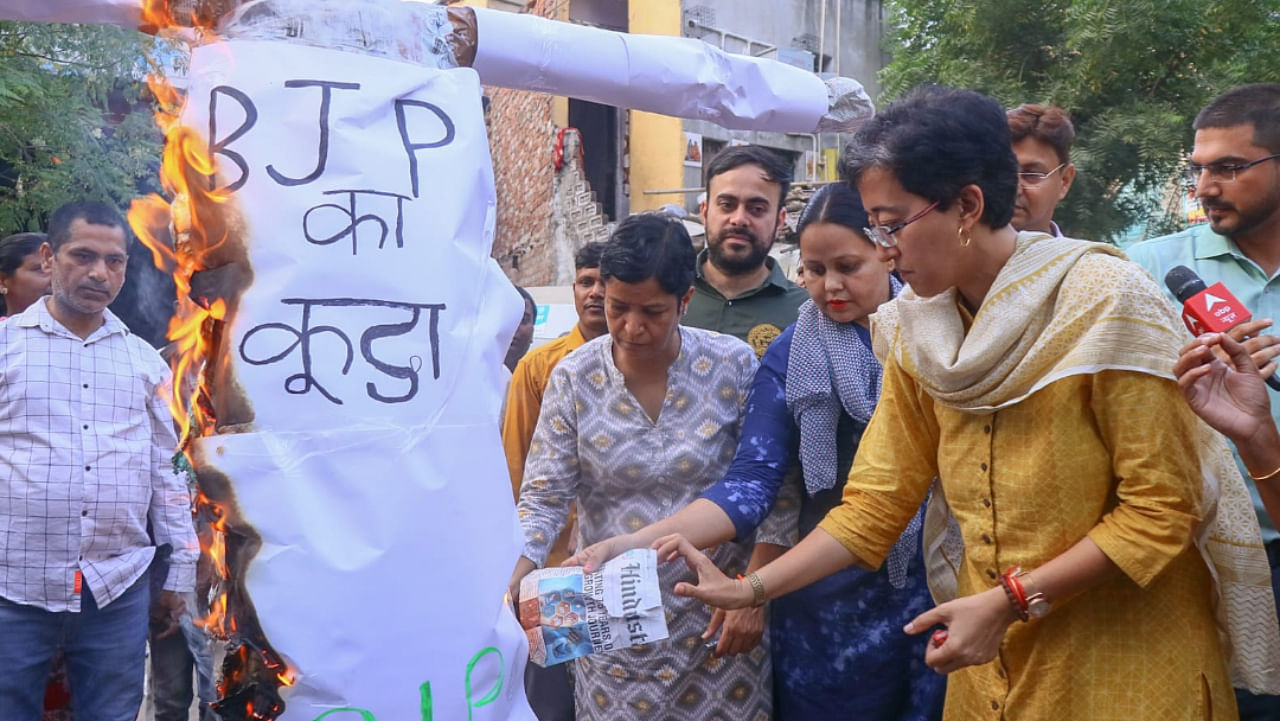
[{"xmin": 12, "ymin": 51, "xmax": 125, "ymax": 72}]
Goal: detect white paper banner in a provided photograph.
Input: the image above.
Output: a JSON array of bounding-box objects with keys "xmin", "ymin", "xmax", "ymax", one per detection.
[
  {"xmin": 183, "ymin": 40, "xmax": 533, "ymax": 721},
  {"xmin": 184, "ymin": 40, "xmax": 512, "ymax": 431}
]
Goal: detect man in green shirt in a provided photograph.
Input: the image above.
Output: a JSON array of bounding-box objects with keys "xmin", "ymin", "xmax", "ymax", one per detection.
[
  {"xmin": 686, "ymin": 145, "xmax": 808, "ymax": 358},
  {"xmin": 1127, "ymin": 83, "xmax": 1280, "ymax": 721}
]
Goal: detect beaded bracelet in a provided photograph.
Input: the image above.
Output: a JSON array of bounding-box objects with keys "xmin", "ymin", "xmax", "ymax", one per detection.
[{"xmin": 998, "ymin": 567, "xmax": 1030, "ymax": 622}]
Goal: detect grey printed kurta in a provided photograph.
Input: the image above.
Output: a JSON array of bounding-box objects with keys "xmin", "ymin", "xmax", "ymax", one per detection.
[{"xmin": 518, "ymin": 327, "xmax": 771, "ymax": 721}]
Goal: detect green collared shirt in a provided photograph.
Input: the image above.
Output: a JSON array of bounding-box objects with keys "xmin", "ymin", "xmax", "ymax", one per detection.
[
  {"xmin": 1128, "ymin": 224, "xmax": 1280, "ymax": 542},
  {"xmin": 684, "ymin": 249, "xmax": 809, "ymax": 358}
]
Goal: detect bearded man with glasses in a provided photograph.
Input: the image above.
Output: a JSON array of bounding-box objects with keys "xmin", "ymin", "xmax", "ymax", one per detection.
[
  {"xmin": 1128, "ymin": 82, "xmax": 1280, "ymax": 721},
  {"xmin": 1007, "ymin": 104, "xmax": 1077, "ymax": 236}
]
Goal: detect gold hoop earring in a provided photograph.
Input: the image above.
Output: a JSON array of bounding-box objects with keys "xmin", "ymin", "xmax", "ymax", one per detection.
[{"xmin": 958, "ymin": 226, "xmax": 972, "ymax": 247}]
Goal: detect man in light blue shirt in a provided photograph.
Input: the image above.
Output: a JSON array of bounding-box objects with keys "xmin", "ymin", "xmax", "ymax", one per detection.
[{"xmin": 1127, "ymin": 82, "xmax": 1280, "ymax": 720}]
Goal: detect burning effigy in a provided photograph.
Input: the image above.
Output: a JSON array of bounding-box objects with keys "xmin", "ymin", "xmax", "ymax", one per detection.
[
  {"xmin": 1, "ymin": 2, "xmax": 873, "ymax": 719},
  {"xmin": 128, "ymin": 8, "xmax": 531, "ymax": 717}
]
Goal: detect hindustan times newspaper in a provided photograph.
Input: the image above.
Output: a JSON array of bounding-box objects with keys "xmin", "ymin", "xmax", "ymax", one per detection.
[{"xmin": 518, "ymin": 549, "xmax": 669, "ymax": 667}]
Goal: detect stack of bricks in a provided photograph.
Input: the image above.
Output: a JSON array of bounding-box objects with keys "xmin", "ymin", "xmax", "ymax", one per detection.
[
  {"xmin": 779, "ymin": 183, "xmax": 817, "ymax": 245},
  {"xmin": 548, "ymin": 128, "xmax": 612, "ymax": 285}
]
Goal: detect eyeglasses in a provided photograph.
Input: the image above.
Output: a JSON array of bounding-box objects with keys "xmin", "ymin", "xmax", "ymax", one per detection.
[
  {"xmin": 1017, "ymin": 163, "xmax": 1066, "ymax": 187},
  {"xmin": 1185, "ymin": 153, "xmax": 1280, "ymax": 185},
  {"xmin": 863, "ymin": 201, "xmax": 939, "ymax": 249}
]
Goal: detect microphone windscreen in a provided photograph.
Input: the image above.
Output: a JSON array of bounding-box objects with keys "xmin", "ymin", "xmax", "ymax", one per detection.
[{"xmin": 1165, "ymin": 265, "xmax": 1207, "ymax": 304}]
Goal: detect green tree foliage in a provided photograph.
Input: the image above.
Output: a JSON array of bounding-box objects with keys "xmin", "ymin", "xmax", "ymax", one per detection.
[
  {"xmin": 879, "ymin": 0, "xmax": 1280, "ymax": 242},
  {"xmin": 0, "ymin": 21, "xmax": 165, "ymax": 233}
]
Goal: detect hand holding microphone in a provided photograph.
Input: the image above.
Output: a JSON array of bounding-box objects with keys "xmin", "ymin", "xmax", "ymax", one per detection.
[
  {"xmin": 1167, "ymin": 265, "xmax": 1280, "ymax": 526},
  {"xmin": 1175, "ymin": 330, "xmax": 1280, "ymax": 526},
  {"xmin": 1175, "ymin": 331, "xmax": 1276, "ymax": 446},
  {"xmin": 1164, "ymin": 265, "xmax": 1280, "ymax": 390}
]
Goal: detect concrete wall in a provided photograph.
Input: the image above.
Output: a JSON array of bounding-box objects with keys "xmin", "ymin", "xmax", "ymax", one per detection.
[
  {"xmin": 459, "ymin": 0, "xmax": 885, "ymax": 281},
  {"xmin": 669, "ymin": 0, "xmax": 886, "ymax": 211},
  {"xmin": 627, "ymin": 0, "xmax": 685, "ymax": 213},
  {"xmin": 680, "ymin": 0, "xmax": 884, "ymax": 96},
  {"xmin": 570, "ymin": 0, "xmax": 627, "ymax": 29}
]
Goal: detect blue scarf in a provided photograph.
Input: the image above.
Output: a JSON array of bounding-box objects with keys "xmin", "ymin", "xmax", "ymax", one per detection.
[
  {"xmin": 785, "ymin": 275, "xmax": 917, "ymax": 589},
  {"xmin": 785, "ymin": 274, "xmax": 902, "ymax": 496}
]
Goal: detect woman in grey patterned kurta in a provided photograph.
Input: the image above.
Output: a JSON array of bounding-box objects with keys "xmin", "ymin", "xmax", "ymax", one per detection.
[{"xmin": 514, "ymin": 214, "xmax": 771, "ymax": 721}]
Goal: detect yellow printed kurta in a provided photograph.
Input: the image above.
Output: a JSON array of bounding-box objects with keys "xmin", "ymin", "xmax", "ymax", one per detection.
[{"xmin": 818, "ymin": 363, "xmax": 1236, "ymax": 721}]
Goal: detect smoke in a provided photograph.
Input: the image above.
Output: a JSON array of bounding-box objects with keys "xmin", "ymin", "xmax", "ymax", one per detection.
[{"xmin": 110, "ymin": 234, "xmax": 177, "ymax": 349}]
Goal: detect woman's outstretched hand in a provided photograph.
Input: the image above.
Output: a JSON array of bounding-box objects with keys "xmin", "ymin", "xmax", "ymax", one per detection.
[
  {"xmin": 903, "ymin": 587, "xmax": 1019, "ymax": 675},
  {"xmin": 562, "ymin": 533, "xmax": 641, "ymax": 572},
  {"xmin": 508, "ymin": 556, "xmax": 537, "ymax": 609},
  {"xmin": 652, "ymin": 533, "xmax": 755, "ymax": 610}
]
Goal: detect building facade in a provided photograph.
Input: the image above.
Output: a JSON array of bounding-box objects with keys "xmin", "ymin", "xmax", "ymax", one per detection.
[{"xmin": 456, "ymin": 0, "xmax": 885, "ymax": 285}]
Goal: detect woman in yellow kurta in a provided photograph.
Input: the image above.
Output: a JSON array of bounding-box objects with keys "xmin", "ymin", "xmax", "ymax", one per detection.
[{"xmin": 652, "ymin": 86, "xmax": 1280, "ymax": 720}]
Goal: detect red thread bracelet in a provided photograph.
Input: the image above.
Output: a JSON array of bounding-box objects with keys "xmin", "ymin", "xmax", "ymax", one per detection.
[
  {"xmin": 1005, "ymin": 567, "xmax": 1028, "ymax": 608},
  {"xmin": 999, "ymin": 567, "xmax": 1030, "ymax": 622}
]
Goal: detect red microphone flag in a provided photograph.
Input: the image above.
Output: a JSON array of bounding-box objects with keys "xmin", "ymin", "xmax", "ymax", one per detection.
[{"xmin": 1179, "ymin": 281, "xmax": 1253, "ymax": 335}]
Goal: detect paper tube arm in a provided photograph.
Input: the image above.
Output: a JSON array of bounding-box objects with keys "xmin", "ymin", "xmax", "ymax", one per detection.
[
  {"xmin": 471, "ymin": 7, "xmax": 872, "ymax": 135},
  {"xmin": 0, "ymin": 1, "xmax": 874, "ymax": 134}
]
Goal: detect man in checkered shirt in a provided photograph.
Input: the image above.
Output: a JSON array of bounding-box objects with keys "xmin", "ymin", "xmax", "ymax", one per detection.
[{"xmin": 0, "ymin": 200, "xmax": 199, "ymax": 721}]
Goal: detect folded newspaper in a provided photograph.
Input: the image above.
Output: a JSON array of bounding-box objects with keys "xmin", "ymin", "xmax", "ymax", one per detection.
[{"xmin": 518, "ymin": 549, "xmax": 669, "ymax": 667}]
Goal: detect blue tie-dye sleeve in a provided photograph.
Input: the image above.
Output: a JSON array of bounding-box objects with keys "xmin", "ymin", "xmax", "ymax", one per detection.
[{"xmin": 699, "ymin": 324, "xmax": 798, "ymax": 542}]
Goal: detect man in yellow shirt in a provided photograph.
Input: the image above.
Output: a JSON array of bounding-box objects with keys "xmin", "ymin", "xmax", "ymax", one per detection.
[
  {"xmin": 504, "ymin": 242, "xmax": 608, "ymax": 555},
  {"xmin": 503, "ymin": 242, "xmax": 606, "ymax": 721}
]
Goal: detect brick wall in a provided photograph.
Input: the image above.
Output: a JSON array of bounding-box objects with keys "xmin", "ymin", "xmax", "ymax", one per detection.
[
  {"xmin": 482, "ymin": 0, "xmax": 617, "ymax": 287},
  {"xmin": 483, "ymin": 0, "xmax": 557, "ymax": 285}
]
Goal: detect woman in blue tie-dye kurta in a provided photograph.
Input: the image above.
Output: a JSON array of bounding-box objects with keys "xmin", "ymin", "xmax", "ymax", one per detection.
[
  {"xmin": 568, "ymin": 184, "xmax": 944, "ymax": 720},
  {"xmin": 698, "ymin": 183, "xmax": 943, "ymax": 721}
]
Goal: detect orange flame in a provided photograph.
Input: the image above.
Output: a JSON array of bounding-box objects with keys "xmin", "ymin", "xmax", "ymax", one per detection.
[
  {"xmin": 189, "ymin": 490, "xmax": 232, "ymax": 635},
  {"xmin": 140, "ymin": 0, "xmax": 223, "ymax": 35},
  {"xmin": 139, "ymin": 0, "xmax": 179, "ymax": 32},
  {"xmin": 129, "ymin": 65, "xmax": 228, "ymax": 449},
  {"xmin": 127, "ymin": 13, "xmax": 298, "ymax": 695},
  {"xmin": 129, "ymin": 61, "xmax": 233, "ymax": 644}
]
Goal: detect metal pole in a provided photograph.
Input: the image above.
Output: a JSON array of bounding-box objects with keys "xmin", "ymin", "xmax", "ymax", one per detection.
[
  {"xmin": 818, "ymin": 0, "xmax": 827, "ymax": 73},
  {"xmin": 834, "ymin": 0, "xmax": 841, "ymax": 77},
  {"xmin": 811, "ymin": 135, "xmax": 819, "ymax": 180},
  {"xmin": 817, "ymin": 0, "xmax": 828, "ymax": 180}
]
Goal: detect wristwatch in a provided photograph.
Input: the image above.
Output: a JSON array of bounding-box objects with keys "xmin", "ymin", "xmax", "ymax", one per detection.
[
  {"xmin": 1002, "ymin": 566, "xmax": 1053, "ymax": 621},
  {"xmin": 1024, "ymin": 590, "xmax": 1051, "ymax": 619},
  {"xmin": 1016, "ymin": 566, "xmax": 1052, "ymax": 619}
]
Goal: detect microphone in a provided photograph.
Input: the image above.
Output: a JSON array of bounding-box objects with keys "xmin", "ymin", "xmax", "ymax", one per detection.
[{"xmin": 1164, "ymin": 265, "xmax": 1280, "ymax": 392}]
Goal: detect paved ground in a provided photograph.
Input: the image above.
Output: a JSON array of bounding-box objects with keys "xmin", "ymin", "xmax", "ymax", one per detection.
[{"xmin": 138, "ymin": 641, "xmax": 223, "ymax": 721}]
